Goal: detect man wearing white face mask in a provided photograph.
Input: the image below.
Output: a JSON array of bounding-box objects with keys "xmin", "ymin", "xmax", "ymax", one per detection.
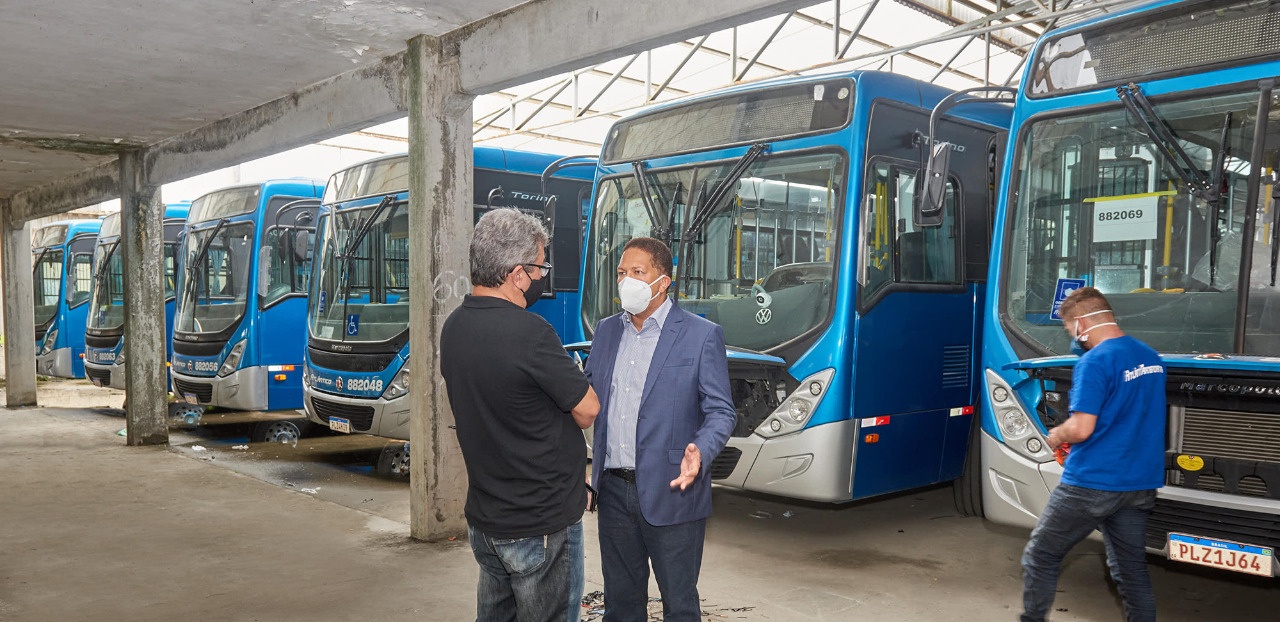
[
  {"xmin": 583, "ymin": 237, "xmax": 735, "ymax": 622},
  {"xmin": 1020, "ymin": 286, "xmax": 1166, "ymax": 622}
]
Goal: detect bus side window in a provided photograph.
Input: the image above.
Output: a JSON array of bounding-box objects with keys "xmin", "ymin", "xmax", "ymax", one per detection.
[
  {"xmin": 861, "ymin": 162, "xmax": 959, "ymax": 297},
  {"xmin": 861, "ymin": 163, "xmax": 895, "ymax": 294}
]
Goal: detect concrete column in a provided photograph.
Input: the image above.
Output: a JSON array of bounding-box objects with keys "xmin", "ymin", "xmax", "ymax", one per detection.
[
  {"xmin": 406, "ymin": 35, "xmax": 474, "ymax": 541},
  {"xmin": 118, "ymin": 151, "xmax": 169, "ymax": 445},
  {"xmin": 0, "ymin": 205, "xmax": 38, "ymax": 407}
]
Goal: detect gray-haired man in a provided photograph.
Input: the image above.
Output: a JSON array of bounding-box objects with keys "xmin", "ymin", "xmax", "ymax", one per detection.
[{"xmin": 441, "ymin": 208, "xmax": 600, "ymax": 622}]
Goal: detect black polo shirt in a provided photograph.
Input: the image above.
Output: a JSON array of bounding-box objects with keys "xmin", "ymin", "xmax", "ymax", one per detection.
[{"xmin": 440, "ymin": 294, "xmax": 590, "ymax": 538}]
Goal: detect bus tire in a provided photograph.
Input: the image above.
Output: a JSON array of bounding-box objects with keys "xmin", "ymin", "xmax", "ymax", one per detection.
[
  {"xmin": 376, "ymin": 442, "xmax": 410, "ymax": 479},
  {"xmin": 953, "ymin": 419, "xmax": 983, "ymax": 517}
]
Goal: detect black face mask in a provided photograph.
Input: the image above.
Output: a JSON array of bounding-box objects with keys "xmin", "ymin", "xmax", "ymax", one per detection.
[{"xmin": 521, "ymin": 269, "xmax": 546, "ymax": 309}]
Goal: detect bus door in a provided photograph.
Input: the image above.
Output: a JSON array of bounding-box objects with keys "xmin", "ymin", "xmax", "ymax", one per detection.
[
  {"xmin": 851, "ymin": 103, "xmax": 994, "ymax": 499},
  {"xmin": 65, "ymin": 234, "xmax": 96, "ymax": 377},
  {"xmin": 258, "ymin": 198, "xmax": 321, "ymax": 410}
]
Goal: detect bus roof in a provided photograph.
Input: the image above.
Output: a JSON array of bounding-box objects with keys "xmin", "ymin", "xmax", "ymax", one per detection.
[
  {"xmin": 188, "ymin": 179, "xmax": 324, "ymax": 223},
  {"xmin": 323, "ymin": 147, "xmax": 597, "ymax": 205}
]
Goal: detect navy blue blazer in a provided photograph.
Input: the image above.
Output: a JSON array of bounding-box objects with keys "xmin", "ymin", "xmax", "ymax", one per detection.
[{"xmin": 586, "ymin": 303, "xmax": 737, "ymax": 526}]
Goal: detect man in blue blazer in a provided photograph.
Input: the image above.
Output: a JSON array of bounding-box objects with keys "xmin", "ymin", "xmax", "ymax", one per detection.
[{"xmin": 585, "ymin": 237, "xmax": 736, "ymax": 622}]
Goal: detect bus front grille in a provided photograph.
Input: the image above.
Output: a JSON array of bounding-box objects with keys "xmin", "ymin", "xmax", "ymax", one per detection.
[
  {"xmin": 1146, "ymin": 498, "xmax": 1280, "ymax": 551},
  {"xmin": 709, "ymin": 447, "xmax": 742, "ymax": 480},
  {"xmin": 172, "ymin": 378, "xmax": 213, "ymax": 403},
  {"xmin": 1169, "ymin": 407, "xmax": 1280, "ymax": 499},
  {"xmin": 86, "ymin": 367, "xmax": 111, "ymax": 387},
  {"xmin": 310, "ymin": 397, "xmax": 375, "ymax": 432}
]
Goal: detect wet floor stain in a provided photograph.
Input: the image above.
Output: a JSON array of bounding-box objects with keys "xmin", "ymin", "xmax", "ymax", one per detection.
[{"xmin": 809, "ymin": 548, "xmax": 945, "ymax": 572}]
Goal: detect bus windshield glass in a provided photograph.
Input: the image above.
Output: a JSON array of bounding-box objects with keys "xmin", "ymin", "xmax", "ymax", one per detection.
[
  {"xmin": 175, "ymin": 221, "xmax": 254, "ymax": 335},
  {"xmin": 33, "ymin": 249, "xmax": 64, "ymax": 327},
  {"xmin": 584, "ymin": 151, "xmax": 843, "ymax": 352},
  {"xmin": 1004, "ymin": 87, "xmax": 1280, "ymax": 355},
  {"xmin": 308, "ymin": 199, "xmax": 409, "ymax": 344},
  {"xmin": 87, "ymin": 240, "xmax": 124, "ymax": 330}
]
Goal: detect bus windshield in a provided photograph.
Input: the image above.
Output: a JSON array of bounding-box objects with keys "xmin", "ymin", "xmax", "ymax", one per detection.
[
  {"xmin": 1004, "ymin": 87, "xmax": 1280, "ymax": 355},
  {"xmin": 175, "ymin": 221, "xmax": 254, "ymax": 335},
  {"xmin": 33, "ymin": 249, "xmax": 64, "ymax": 328},
  {"xmin": 308, "ymin": 199, "xmax": 409, "ymax": 344},
  {"xmin": 583, "ymin": 151, "xmax": 843, "ymax": 352},
  {"xmin": 87, "ymin": 240, "xmax": 124, "ymax": 331}
]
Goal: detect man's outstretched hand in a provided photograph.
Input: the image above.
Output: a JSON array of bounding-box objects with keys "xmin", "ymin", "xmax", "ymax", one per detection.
[{"xmin": 669, "ymin": 443, "xmax": 702, "ymax": 490}]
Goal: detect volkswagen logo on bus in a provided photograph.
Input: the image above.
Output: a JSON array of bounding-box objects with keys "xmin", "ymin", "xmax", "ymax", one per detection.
[{"xmin": 755, "ymin": 308, "xmax": 773, "ymax": 325}]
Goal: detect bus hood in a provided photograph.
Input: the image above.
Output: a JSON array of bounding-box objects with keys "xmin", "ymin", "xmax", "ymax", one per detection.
[
  {"xmin": 563, "ymin": 341, "xmax": 787, "ymax": 368},
  {"xmin": 1003, "ymin": 353, "xmax": 1280, "ymax": 374}
]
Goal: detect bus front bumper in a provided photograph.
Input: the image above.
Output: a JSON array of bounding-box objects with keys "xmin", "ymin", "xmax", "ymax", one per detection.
[
  {"xmin": 84, "ymin": 361, "xmax": 127, "ymax": 389},
  {"xmin": 718, "ymin": 418, "xmax": 856, "ymax": 503},
  {"xmin": 170, "ymin": 367, "xmax": 268, "ymax": 411},
  {"xmin": 980, "ymin": 428, "xmax": 1061, "ymax": 531},
  {"xmin": 303, "ymin": 386, "xmax": 410, "ymax": 440},
  {"xmin": 36, "ymin": 348, "xmax": 75, "ymax": 379}
]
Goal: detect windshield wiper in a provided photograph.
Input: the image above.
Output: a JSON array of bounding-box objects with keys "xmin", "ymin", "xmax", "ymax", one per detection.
[
  {"xmin": 1118, "ymin": 84, "xmax": 1217, "ymax": 199},
  {"xmin": 186, "ymin": 218, "xmax": 229, "ymax": 284},
  {"xmin": 337, "ymin": 195, "xmax": 397, "ymax": 339},
  {"xmin": 631, "ymin": 161, "xmax": 670, "ymax": 243},
  {"xmin": 672, "ymin": 142, "xmax": 769, "ymax": 303},
  {"xmin": 1118, "ymin": 84, "xmax": 1233, "ymax": 285},
  {"xmin": 93, "ymin": 241, "xmax": 121, "ymax": 288}
]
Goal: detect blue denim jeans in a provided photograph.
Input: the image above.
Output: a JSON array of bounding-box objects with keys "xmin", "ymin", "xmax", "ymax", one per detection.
[
  {"xmin": 597, "ymin": 471, "xmax": 706, "ymax": 622},
  {"xmin": 468, "ymin": 519, "xmax": 584, "ymax": 622},
  {"xmin": 1021, "ymin": 483, "xmax": 1158, "ymax": 622}
]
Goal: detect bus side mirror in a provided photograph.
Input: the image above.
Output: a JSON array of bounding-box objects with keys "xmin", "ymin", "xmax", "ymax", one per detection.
[
  {"xmin": 915, "ymin": 142, "xmax": 951, "ymax": 227},
  {"xmin": 293, "ymin": 230, "xmax": 311, "ymax": 263}
]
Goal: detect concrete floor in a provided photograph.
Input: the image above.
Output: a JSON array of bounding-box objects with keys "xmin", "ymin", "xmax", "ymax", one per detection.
[{"xmin": 1, "ymin": 379, "xmax": 1276, "ymax": 621}]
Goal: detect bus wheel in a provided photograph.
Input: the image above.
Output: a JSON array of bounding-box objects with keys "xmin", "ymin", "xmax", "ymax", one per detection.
[
  {"xmin": 952, "ymin": 420, "xmax": 984, "ymax": 517},
  {"xmin": 377, "ymin": 442, "xmax": 410, "ymax": 478},
  {"xmin": 252, "ymin": 420, "xmax": 311, "ymax": 445},
  {"xmin": 169, "ymin": 403, "xmax": 204, "ymax": 428}
]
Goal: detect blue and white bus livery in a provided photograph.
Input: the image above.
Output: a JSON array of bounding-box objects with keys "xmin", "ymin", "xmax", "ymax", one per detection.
[
  {"xmin": 169, "ymin": 179, "xmax": 324, "ymax": 440},
  {"xmin": 33, "ymin": 219, "xmax": 102, "ymax": 379},
  {"xmin": 579, "ymin": 71, "xmax": 1010, "ymax": 503},
  {"xmin": 83, "ymin": 203, "xmax": 191, "ymax": 389}
]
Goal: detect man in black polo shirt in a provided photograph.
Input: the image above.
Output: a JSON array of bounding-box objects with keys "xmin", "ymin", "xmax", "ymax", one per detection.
[{"xmin": 441, "ymin": 208, "xmax": 600, "ymax": 622}]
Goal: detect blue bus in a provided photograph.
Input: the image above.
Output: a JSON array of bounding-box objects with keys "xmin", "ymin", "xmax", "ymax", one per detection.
[
  {"xmin": 84, "ymin": 203, "xmax": 191, "ymax": 389},
  {"xmin": 299, "ymin": 149, "xmax": 595, "ymax": 472},
  {"xmin": 169, "ymin": 179, "xmax": 324, "ymax": 441},
  {"xmin": 578, "ymin": 70, "xmax": 1010, "ymax": 502},
  {"xmin": 33, "ymin": 219, "xmax": 102, "ymax": 379},
  {"xmin": 968, "ymin": 0, "xmax": 1280, "ymax": 579}
]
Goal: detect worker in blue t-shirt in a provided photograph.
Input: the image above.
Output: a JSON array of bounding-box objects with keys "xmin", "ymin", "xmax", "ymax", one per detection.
[{"xmin": 1020, "ymin": 286, "xmax": 1166, "ymax": 622}]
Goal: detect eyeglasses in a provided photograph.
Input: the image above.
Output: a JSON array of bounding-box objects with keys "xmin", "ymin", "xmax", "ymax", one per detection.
[{"xmin": 521, "ymin": 262, "xmax": 553, "ymax": 273}]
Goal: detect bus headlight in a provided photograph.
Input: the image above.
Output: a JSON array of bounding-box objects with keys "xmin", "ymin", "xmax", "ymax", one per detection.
[
  {"xmin": 218, "ymin": 340, "xmax": 247, "ymax": 377},
  {"xmin": 116, "ymin": 347, "xmax": 125, "ymax": 366},
  {"xmin": 985, "ymin": 369, "xmax": 1052, "ymax": 463},
  {"xmin": 756, "ymin": 368, "xmax": 834, "ymax": 439},
  {"xmin": 40, "ymin": 328, "xmax": 58, "ymax": 355},
  {"xmin": 382, "ymin": 365, "xmax": 410, "ymax": 400}
]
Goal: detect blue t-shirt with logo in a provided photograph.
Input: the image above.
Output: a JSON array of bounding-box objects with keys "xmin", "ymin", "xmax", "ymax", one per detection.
[{"xmin": 1065, "ymin": 335, "xmax": 1167, "ymax": 491}]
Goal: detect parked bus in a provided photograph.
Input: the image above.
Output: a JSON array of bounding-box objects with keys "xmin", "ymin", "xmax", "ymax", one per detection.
[
  {"xmin": 300, "ymin": 149, "xmax": 595, "ymax": 474},
  {"xmin": 169, "ymin": 179, "xmax": 324, "ymax": 441},
  {"xmin": 577, "ymin": 71, "xmax": 1010, "ymax": 502},
  {"xmin": 33, "ymin": 219, "xmax": 102, "ymax": 379},
  {"xmin": 83, "ymin": 203, "xmax": 191, "ymax": 390},
  {"xmin": 963, "ymin": 0, "xmax": 1280, "ymax": 579}
]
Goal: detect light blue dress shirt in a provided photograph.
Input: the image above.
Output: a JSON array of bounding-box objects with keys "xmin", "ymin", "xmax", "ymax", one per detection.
[{"xmin": 603, "ymin": 298, "xmax": 673, "ymax": 469}]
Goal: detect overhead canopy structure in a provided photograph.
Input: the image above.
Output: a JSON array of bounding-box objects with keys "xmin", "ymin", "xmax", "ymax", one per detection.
[{"xmin": 0, "ymin": 0, "xmax": 1140, "ymax": 220}]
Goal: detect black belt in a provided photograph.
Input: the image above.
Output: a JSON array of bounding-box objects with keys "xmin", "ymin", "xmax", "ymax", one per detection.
[{"xmin": 605, "ymin": 468, "xmax": 637, "ymax": 483}]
